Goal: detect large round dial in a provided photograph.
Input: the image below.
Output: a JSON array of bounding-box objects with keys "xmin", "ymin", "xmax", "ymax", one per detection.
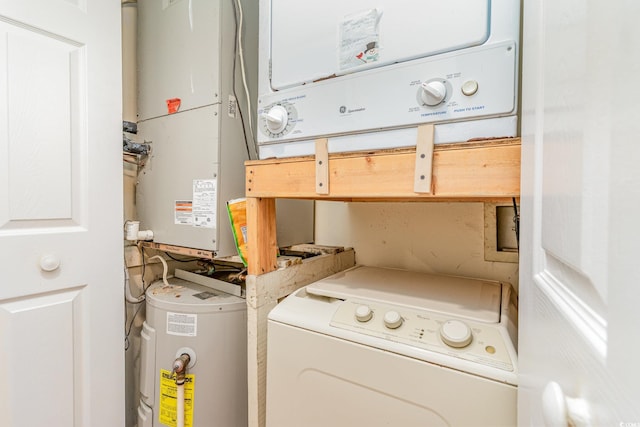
[
  {"xmin": 420, "ymin": 81, "xmax": 447, "ymax": 106},
  {"xmin": 440, "ymin": 319, "xmax": 472, "ymax": 348},
  {"xmin": 354, "ymin": 305, "xmax": 373, "ymax": 323},
  {"xmin": 383, "ymin": 310, "xmax": 403, "ymax": 329},
  {"xmin": 263, "ymin": 105, "xmax": 288, "ymax": 134}
]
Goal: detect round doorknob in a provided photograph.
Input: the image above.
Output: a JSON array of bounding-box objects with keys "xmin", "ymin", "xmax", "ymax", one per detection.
[
  {"xmin": 542, "ymin": 381, "xmax": 591, "ymax": 427},
  {"xmin": 39, "ymin": 254, "xmax": 61, "ymax": 272}
]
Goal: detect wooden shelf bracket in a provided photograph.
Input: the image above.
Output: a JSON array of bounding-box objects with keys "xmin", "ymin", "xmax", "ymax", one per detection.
[
  {"xmin": 413, "ymin": 124, "xmax": 435, "ymax": 194},
  {"xmin": 315, "ymin": 138, "xmax": 329, "ymax": 195}
]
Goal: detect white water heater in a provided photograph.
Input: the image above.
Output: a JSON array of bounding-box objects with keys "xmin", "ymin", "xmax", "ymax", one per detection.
[{"xmin": 137, "ymin": 277, "xmax": 247, "ymax": 427}]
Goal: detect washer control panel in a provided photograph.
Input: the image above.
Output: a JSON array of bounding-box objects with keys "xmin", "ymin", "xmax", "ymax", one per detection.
[{"xmin": 330, "ymin": 299, "xmax": 514, "ymax": 371}]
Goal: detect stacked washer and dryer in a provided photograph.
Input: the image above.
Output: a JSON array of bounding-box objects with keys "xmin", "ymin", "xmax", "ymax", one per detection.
[{"xmin": 260, "ymin": 0, "xmax": 521, "ymax": 424}]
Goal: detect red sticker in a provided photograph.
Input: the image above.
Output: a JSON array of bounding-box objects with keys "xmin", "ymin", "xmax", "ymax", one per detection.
[{"xmin": 166, "ymin": 98, "xmax": 181, "ymax": 114}]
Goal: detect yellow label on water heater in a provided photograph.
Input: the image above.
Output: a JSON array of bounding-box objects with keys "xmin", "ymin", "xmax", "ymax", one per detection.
[{"xmin": 159, "ymin": 369, "xmax": 195, "ymax": 427}]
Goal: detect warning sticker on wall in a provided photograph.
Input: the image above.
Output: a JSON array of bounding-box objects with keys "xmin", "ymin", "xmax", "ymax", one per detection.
[
  {"xmin": 166, "ymin": 312, "xmax": 197, "ymax": 337},
  {"xmin": 192, "ymin": 179, "xmax": 216, "ymax": 229},
  {"xmin": 159, "ymin": 369, "xmax": 195, "ymax": 427},
  {"xmin": 339, "ymin": 9, "xmax": 382, "ymax": 71},
  {"xmin": 166, "ymin": 98, "xmax": 181, "ymax": 114},
  {"xmin": 174, "ymin": 200, "xmax": 193, "ymax": 225}
]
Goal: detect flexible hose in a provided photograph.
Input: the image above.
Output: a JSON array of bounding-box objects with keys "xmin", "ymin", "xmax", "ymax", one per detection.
[
  {"xmin": 124, "ymin": 267, "xmax": 145, "ymax": 303},
  {"xmin": 148, "ymin": 255, "xmax": 169, "ymax": 287},
  {"xmin": 173, "ymin": 353, "xmax": 191, "ymax": 427},
  {"xmin": 176, "ymin": 382, "xmax": 185, "ymax": 427}
]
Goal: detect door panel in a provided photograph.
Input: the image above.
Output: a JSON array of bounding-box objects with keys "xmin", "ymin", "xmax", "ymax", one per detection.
[
  {"xmin": 0, "ymin": 20, "xmax": 83, "ymax": 227},
  {"xmin": 519, "ymin": 0, "xmax": 640, "ymax": 425},
  {"xmin": 0, "ymin": 288, "xmax": 85, "ymax": 425},
  {"xmin": 0, "ymin": 1, "xmax": 123, "ymax": 426},
  {"xmin": 4, "ymin": 25, "xmax": 78, "ymax": 221}
]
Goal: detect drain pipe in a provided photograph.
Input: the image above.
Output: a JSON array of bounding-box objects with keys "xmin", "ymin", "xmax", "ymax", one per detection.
[{"xmin": 173, "ymin": 353, "xmax": 191, "ymax": 427}]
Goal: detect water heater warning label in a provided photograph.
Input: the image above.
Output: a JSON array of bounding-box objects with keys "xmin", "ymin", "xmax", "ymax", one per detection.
[
  {"xmin": 174, "ymin": 201, "xmax": 193, "ymax": 225},
  {"xmin": 159, "ymin": 369, "xmax": 195, "ymax": 427},
  {"xmin": 166, "ymin": 312, "xmax": 197, "ymax": 337}
]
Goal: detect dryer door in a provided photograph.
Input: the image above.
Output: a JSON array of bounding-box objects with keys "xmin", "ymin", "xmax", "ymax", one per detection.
[{"xmin": 269, "ymin": 0, "xmax": 490, "ymax": 89}]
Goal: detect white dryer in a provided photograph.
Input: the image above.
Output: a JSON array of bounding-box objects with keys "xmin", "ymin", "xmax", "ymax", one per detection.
[{"xmin": 266, "ymin": 265, "xmax": 518, "ymax": 427}]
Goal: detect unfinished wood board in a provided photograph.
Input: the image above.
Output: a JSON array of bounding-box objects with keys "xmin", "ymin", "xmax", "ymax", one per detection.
[
  {"xmin": 139, "ymin": 241, "xmax": 216, "ymax": 259},
  {"xmin": 315, "ymin": 138, "xmax": 329, "ymax": 194},
  {"xmin": 245, "ymin": 249, "xmax": 356, "ymax": 427},
  {"xmin": 413, "ymin": 124, "xmax": 435, "ymax": 193},
  {"xmin": 246, "ymin": 197, "xmax": 278, "ymax": 275},
  {"xmin": 245, "ymin": 138, "xmax": 520, "ymax": 200},
  {"xmin": 247, "ymin": 299, "xmax": 276, "ymax": 427},
  {"xmin": 285, "ymin": 243, "xmax": 344, "ymax": 255}
]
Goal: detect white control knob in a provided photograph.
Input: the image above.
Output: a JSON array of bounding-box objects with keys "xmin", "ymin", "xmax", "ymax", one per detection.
[
  {"xmin": 354, "ymin": 305, "xmax": 373, "ymax": 322},
  {"xmin": 383, "ymin": 310, "xmax": 403, "ymax": 329},
  {"xmin": 440, "ymin": 319, "xmax": 472, "ymax": 348},
  {"xmin": 263, "ymin": 105, "xmax": 288, "ymax": 134},
  {"xmin": 420, "ymin": 81, "xmax": 447, "ymax": 106}
]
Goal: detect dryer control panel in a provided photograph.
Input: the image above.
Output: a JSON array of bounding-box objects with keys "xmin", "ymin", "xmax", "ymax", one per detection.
[{"xmin": 330, "ymin": 298, "xmax": 514, "ymax": 372}]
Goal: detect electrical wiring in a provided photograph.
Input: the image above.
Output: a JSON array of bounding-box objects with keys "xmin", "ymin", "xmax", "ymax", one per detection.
[
  {"xmin": 233, "ymin": 0, "xmax": 255, "ymax": 143},
  {"xmin": 231, "ymin": 0, "xmax": 256, "ymax": 159},
  {"xmin": 124, "ymin": 245, "xmax": 150, "ymax": 350},
  {"xmin": 163, "ymin": 251, "xmax": 200, "ymax": 263},
  {"xmin": 124, "ymin": 302, "xmax": 144, "ymax": 351},
  {"xmin": 512, "ymin": 197, "xmax": 520, "ymax": 250}
]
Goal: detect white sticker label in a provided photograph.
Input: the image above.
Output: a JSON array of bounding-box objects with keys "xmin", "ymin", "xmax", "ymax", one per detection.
[
  {"xmin": 167, "ymin": 312, "xmax": 197, "ymax": 337},
  {"xmin": 339, "ymin": 9, "xmax": 382, "ymax": 71},
  {"xmin": 193, "ymin": 179, "xmax": 216, "ymax": 228},
  {"xmin": 228, "ymin": 94, "xmax": 237, "ymax": 118},
  {"xmin": 174, "ymin": 200, "xmax": 193, "ymax": 225}
]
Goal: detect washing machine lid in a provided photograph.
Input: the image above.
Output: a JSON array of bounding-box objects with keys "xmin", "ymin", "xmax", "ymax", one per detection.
[{"xmin": 306, "ymin": 265, "xmax": 502, "ymax": 323}]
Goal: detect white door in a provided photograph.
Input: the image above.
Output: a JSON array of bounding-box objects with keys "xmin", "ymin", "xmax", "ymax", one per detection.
[
  {"xmin": 0, "ymin": 1, "xmax": 123, "ymax": 426},
  {"xmin": 519, "ymin": 0, "xmax": 640, "ymax": 425}
]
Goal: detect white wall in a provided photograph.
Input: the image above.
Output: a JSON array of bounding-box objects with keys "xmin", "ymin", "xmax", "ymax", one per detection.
[{"xmin": 315, "ymin": 201, "xmax": 519, "ymax": 292}]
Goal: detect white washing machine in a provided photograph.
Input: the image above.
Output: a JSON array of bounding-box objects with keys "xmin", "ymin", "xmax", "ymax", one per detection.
[{"xmin": 266, "ymin": 265, "xmax": 518, "ymax": 427}]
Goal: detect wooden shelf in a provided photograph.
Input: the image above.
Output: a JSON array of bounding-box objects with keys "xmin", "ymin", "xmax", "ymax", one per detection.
[
  {"xmin": 245, "ymin": 137, "xmax": 521, "ymax": 276},
  {"xmin": 246, "ymin": 137, "xmax": 521, "ymax": 201},
  {"xmin": 242, "ymin": 136, "xmax": 521, "ymax": 427}
]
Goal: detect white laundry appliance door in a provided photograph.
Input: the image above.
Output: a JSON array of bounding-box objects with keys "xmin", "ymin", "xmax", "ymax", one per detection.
[
  {"xmin": 266, "ymin": 321, "xmax": 516, "ymax": 427},
  {"xmin": 269, "ymin": 0, "xmax": 491, "ymax": 89}
]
